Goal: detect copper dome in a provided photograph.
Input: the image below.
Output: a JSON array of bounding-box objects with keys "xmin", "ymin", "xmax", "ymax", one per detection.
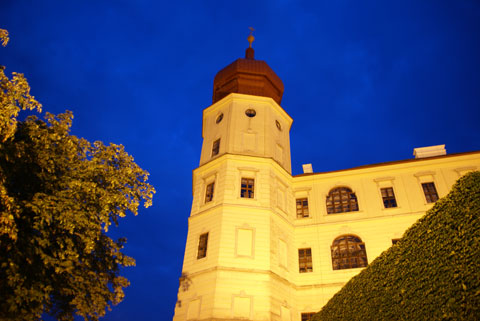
[{"xmin": 212, "ymin": 47, "xmax": 284, "ymax": 105}]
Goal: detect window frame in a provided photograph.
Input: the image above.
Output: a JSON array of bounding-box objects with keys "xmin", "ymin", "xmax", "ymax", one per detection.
[
  {"xmin": 296, "ymin": 198, "xmax": 309, "ymax": 218},
  {"xmin": 326, "ymin": 187, "xmax": 359, "ymax": 214},
  {"xmin": 331, "ymin": 235, "xmax": 368, "ymax": 270},
  {"xmin": 205, "ymin": 182, "xmax": 215, "ymax": 203},
  {"xmin": 380, "ymin": 187, "xmax": 397, "ymax": 208},
  {"xmin": 211, "ymin": 138, "xmax": 220, "ymax": 157},
  {"xmin": 197, "ymin": 233, "xmax": 209, "ymax": 259},
  {"xmin": 298, "ymin": 248, "xmax": 313, "ymax": 273},
  {"xmin": 240, "ymin": 178, "xmax": 255, "ymax": 199},
  {"xmin": 422, "ymin": 182, "xmax": 439, "ymax": 203}
]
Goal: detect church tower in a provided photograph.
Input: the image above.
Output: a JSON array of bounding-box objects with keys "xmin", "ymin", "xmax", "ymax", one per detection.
[{"xmin": 173, "ymin": 32, "xmax": 295, "ymax": 320}]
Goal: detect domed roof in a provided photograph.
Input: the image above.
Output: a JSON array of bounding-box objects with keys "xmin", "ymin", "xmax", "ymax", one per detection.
[{"xmin": 212, "ymin": 37, "xmax": 284, "ymax": 105}]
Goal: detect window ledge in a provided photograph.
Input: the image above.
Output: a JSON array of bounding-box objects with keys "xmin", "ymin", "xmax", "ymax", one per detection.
[
  {"xmin": 325, "ymin": 210, "xmax": 362, "ymax": 216},
  {"xmin": 200, "ymin": 200, "xmax": 215, "ymax": 208},
  {"xmin": 295, "ymin": 217, "xmax": 314, "ymax": 223},
  {"xmin": 332, "ymin": 266, "xmax": 367, "ymax": 272},
  {"xmin": 381, "ymin": 206, "xmax": 401, "ymax": 211}
]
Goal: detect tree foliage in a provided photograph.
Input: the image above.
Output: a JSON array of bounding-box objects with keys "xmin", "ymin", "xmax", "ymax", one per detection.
[
  {"xmin": 0, "ymin": 29, "xmax": 9, "ymax": 47},
  {"xmin": 314, "ymin": 171, "xmax": 480, "ymax": 321},
  {"xmin": 0, "ymin": 29, "xmax": 155, "ymax": 320},
  {"xmin": 1, "ymin": 29, "xmax": 42, "ymax": 143}
]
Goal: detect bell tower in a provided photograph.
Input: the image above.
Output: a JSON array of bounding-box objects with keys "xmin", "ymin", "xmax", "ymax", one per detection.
[
  {"xmin": 174, "ymin": 32, "xmax": 295, "ymax": 321},
  {"xmin": 199, "ymin": 30, "xmax": 292, "ymax": 173}
]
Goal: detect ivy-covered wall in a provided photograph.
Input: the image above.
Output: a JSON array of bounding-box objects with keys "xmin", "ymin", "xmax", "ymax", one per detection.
[{"xmin": 314, "ymin": 171, "xmax": 480, "ymax": 321}]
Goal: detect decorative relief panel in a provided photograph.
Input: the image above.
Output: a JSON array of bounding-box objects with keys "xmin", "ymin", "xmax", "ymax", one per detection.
[
  {"xmin": 243, "ymin": 132, "xmax": 256, "ymax": 152},
  {"xmin": 232, "ymin": 292, "xmax": 252, "ymax": 319},
  {"xmin": 186, "ymin": 298, "xmax": 200, "ymax": 320},
  {"xmin": 281, "ymin": 305, "xmax": 291, "ymax": 321},
  {"xmin": 235, "ymin": 227, "xmax": 254, "ymax": 258},
  {"xmin": 275, "ymin": 143, "xmax": 283, "ymax": 164},
  {"xmin": 278, "ymin": 239, "xmax": 288, "ymax": 269}
]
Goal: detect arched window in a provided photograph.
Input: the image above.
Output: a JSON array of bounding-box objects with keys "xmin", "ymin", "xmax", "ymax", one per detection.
[
  {"xmin": 326, "ymin": 187, "xmax": 358, "ymax": 214},
  {"xmin": 331, "ymin": 235, "xmax": 368, "ymax": 270}
]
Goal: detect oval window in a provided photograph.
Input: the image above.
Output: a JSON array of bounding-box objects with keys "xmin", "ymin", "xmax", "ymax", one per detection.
[
  {"xmin": 216, "ymin": 113, "xmax": 224, "ymax": 124},
  {"xmin": 276, "ymin": 120, "xmax": 282, "ymax": 131},
  {"xmin": 245, "ymin": 109, "xmax": 256, "ymax": 118}
]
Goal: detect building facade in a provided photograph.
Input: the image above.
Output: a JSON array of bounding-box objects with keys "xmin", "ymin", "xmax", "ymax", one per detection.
[{"xmin": 173, "ymin": 40, "xmax": 480, "ymax": 321}]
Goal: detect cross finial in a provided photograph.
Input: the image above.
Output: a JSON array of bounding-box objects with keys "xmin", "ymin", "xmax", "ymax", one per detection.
[{"xmin": 247, "ymin": 27, "xmax": 255, "ymax": 48}]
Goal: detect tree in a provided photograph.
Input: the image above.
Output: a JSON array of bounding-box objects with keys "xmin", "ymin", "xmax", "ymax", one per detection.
[
  {"xmin": 0, "ymin": 29, "xmax": 42, "ymax": 144},
  {"xmin": 0, "ymin": 29, "xmax": 155, "ymax": 320}
]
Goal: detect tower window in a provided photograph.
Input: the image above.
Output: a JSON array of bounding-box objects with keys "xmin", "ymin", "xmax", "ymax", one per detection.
[
  {"xmin": 240, "ymin": 178, "xmax": 254, "ymax": 198},
  {"xmin": 331, "ymin": 235, "xmax": 368, "ymax": 270},
  {"xmin": 216, "ymin": 113, "xmax": 224, "ymax": 124},
  {"xmin": 380, "ymin": 187, "xmax": 397, "ymax": 208},
  {"xmin": 422, "ymin": 182, "xmax": 439, "ymax": 203},
  {"xmin": 275, "ymin": 120, "xmax": 282, "ymax": 131},
  {"xmin": 205, "ymin": 182, "xmax": 214, "ymax": 203},
  {"xmin": 197, "ymin": 233, "xmax": 209, "ymax": 259},
  {"xmin": 298, "ymin": 248, "xmax": 313, "ymax": 273},
  {"xmin": 296, "ymin": 198, "xmax": 309, "ymax": 218},
  {"xmin": 212, "ymin": 139, "xmax": 220, "ymax": 157},
  {"xmin": 245, "ymin": 109, "xmax": 256, "ymax": 117},
  {"xmin": 326, "ymin": 187, "xmax": 359, "ymax": 214},
  {"xmin": 301, "ymin": 313, "xmax": 316, "ymax": 321}
]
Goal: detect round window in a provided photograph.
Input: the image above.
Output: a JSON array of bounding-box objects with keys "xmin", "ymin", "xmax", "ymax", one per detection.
[
  {"xmin": 216, "ymin": 113, "xmax": 224, "ymax": 124},
  {"xmin": 276, "ymin": 120, "xmax": 282, "ymax": 131},
  {"xmin": 245, "ymin": 109, "xmax": 256, "ymax": 117}
]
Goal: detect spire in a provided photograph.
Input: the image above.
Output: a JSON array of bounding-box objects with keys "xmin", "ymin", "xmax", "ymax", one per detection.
[{"xmin": 245, "ymin": 27, "xmax": 255, "ymax": 60}]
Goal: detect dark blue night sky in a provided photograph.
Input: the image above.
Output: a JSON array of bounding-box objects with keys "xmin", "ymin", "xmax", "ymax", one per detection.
[{"xmin": 1, "ymin": 1, "xmax": 479, "ymax": 320}]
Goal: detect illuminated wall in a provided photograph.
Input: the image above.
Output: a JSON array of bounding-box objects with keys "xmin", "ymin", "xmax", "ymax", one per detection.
[{"xmin": 173, "ymin": 92, "xmax": 480, "ymax": 321}]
